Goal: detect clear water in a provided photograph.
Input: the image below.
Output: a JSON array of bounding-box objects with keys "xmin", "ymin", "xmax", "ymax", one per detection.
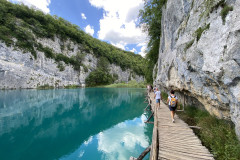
[{"xmin": 0, "ymin": 88, "xmax": 153, "ymax": 160}]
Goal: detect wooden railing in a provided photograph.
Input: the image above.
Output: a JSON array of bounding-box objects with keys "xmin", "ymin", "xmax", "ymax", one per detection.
[{"xmin": 150, "ymin": 94, "xmax": 158, "ymax": 160}]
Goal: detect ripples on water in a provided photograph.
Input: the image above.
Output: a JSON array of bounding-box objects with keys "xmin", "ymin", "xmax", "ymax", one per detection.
[{"xmin": 0, "ymin": 88, "xmax": 153, "ymax": 160}]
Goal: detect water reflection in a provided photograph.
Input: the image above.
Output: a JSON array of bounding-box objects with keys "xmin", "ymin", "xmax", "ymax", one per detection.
[
  {"xmin": 0, "ymin": 88, "xmax": 151, "ymax": 160},
  {"xmin": 60, "ymin": 115, "xmax": 151, "ymax": 160}
]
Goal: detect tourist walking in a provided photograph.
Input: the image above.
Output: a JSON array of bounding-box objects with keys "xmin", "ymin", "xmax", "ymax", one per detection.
[
  {"xmin": 167, "ymin": 90, "xmax": 178, "ymax": 123},
  {"xmin": 153, "ymin": 86, "xmax": 157, "ymax": 93},
  {"xmin": 147, "ymin": 85, "xmax": 151, "ymax": 93},
  {"xmin": 154, "ymin": 88, "xmax": 161, "ymax": 109}
]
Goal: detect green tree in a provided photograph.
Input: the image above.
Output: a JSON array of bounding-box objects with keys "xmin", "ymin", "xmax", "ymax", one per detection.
[
  {"xmin": 86, "ymin": 57, "xmax": 115, "ymax": 86},
  {"xmin": 139, "ymin": 0, "xmax": 167, "ymax": 83}
]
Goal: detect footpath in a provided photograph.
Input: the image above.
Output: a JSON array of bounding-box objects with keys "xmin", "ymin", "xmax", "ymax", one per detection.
[{"xmin": 149, "ymin": 92, "xmax": 214, "ymax": 160}]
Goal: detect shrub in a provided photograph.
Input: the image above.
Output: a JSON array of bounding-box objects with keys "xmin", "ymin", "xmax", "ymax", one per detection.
[
  {"xmin": 64, "ymin": 85, "xmax": 80, "ymax": 89},
  {"xmin": 112, "ymin": 73, "xmax": 119, "ymax": 82},
  {"xmin": 195, "ymin": 23, "xmax": 210, "ymax": 41},
  {"xmin": 104, "ymin": 80, "xmax": 145, "ymax": 88},
  {"xmin": 82, "ymin": 64, "xmax": 88, "ymax": 72},
  {"xmin": 184, "ymin": 39, "xmax": 194, "ymax": 52},
  {"xmin": 178, "ymin": 106, "xmax": 240, "ymax": 160},
  {"xmin": 57, "ymin": 62, "xmax": 65, "ymax": 71},
  {"xmin": 85, "ymin": 69, "xmax": 114, "ymax": 87},
  {"xmin": 38, "ymin": 44, "xmax": 55, "ymax": 59},
  {"xmin": 37, "ymin": 84, "xmax": 54, "ymax": 89},
  {"xmin": 199, "ymin": 0, "xmax": 225, "ymax": 20},
  {"xmin": 221, "ymin": 5, "xmax": 233, "ymax": 25},
  {"xmin": 161, "ymin": 91, "xmax": 168, "ymax": 102}
]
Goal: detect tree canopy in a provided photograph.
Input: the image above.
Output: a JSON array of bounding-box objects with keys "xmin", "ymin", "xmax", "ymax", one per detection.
[{"xmin": 139, "ymin": 0, "xmax": 167, "ymax": 83}]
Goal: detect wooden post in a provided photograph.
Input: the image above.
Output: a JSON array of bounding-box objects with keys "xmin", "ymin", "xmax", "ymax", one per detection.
[
  {"xmin": 144, "ymin": 112, "xmax": 154, "ymax": 123},
  {"xmin": 136, "ymin": 146, "xmax": 151, "ymax": 160},
  {"xmin": 144, "ymin": 104, "xmax": 150, "ymax": 110}
]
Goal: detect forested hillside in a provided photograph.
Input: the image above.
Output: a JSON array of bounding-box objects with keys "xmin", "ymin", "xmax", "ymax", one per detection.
[{"xmin": 0, "ymin": 0, "xmax": 146, "ymax": 87}]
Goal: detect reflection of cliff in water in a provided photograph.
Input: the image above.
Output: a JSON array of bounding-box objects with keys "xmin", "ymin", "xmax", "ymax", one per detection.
[{"xmin": 0, "ymin": 88, "xmax": 145, "ymax": 160}]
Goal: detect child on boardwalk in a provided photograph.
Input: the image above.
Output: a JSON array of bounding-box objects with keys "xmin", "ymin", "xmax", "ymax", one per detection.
[
  {"xmin": 167, "ymin": 90, "xmax": 178, "ymax": 123},
  {"xmin": 154, "ymin": 88, "xmax": 161, "ymax": 109}
]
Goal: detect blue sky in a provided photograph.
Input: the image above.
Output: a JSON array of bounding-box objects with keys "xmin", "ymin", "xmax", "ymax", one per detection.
[{"xmin": 10, "ymin": 0, "xmax": 147, "ymax": 56}]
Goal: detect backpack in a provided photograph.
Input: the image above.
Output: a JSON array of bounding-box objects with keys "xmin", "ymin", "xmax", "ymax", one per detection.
[{"xmin": 170, "ymin": 96, "xmax": 177, "ymax": 107}]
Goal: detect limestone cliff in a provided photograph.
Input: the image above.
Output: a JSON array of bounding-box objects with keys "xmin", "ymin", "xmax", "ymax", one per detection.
[
  {"xmin": 154, "ymin": 0, "xmax": 240, "ymax": 138},
  {"xmin": 0, "ymin": 36, "xmax": 144, "ymax": 89}
]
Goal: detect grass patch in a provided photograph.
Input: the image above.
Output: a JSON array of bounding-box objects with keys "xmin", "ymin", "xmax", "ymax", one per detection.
[
  {"xmin": 184, "ymin": 39, "xmax": 194, "ymax": 52},
  {"xmin": 103, "ymin": 80, "xmax": 146, "ymax": 88},
  {"xmin": 199, "ymin": 0, "xmax": 225, "ymax": 20},
  {"xmin": 161, "ymin": 91, "xmax": 168, "ymax": 103},
  {"xmin": 178, "ymin": 106, "xmax": 240, "ymax": 160},
  {"xmin": 195, "ymin": 23, "xmax": 210, "ymax": 41},
  {"xmin": 37, "ymin": 84, "xmax": 54, "ymax": 89},
  {"xmin": 64, "ymin": 85, "xmax": 80, "ymax": 89},
  {"xmin": 221, "ymin": 5, "xmax": 233, "ymax": 25},
  {"xmin": 57, "ymin": 62, "xmax": 65, "ymax": 71}
]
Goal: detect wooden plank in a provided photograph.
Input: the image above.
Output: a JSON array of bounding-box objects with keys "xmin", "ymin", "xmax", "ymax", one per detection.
[
  {"xmin": 159, "ymin": 149, "xmax": 214, "ymax": 160},
  {"xmin": 159, "ymin": 141, "xmax": 207, "ymax": 148},
  {"xmin": 159, "ymin": 145, "xmax": 211, "ymax": 155},
  {"xmin": 159, "ymin": 150, "xmax": 202, "ymax": 160}
]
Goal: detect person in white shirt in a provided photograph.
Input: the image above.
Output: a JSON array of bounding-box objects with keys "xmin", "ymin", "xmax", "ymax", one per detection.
[
  {"xmin": 167, "ymin": 90, "xmax": 178, "ymax": 123},
  {"xmin": 154, "ymin": 88, "xmax": 161, "ymax": 109},
  {"xmin": 153, "ymin": 86, "xmax": 157, "ymax": 93}
]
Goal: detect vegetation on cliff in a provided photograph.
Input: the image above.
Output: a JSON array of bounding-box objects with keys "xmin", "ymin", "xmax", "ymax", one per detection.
[
  {"xmin": 178, "ymin": 106, "xmax": 240, "ymax": 160},
  {"xmin": 139, "ymin": 0, "xmax": 167, "ymax": 83},
  {"xmin": 103, "ymin": 80, "xmax": 145, "ymax": 88},
  {"xmin": 0, "ymin": 0, "xmax": 146, "ymax": 79},
  {"xmin": 85, "ymin": 57, "xmax": 118, "ymax": 86}
]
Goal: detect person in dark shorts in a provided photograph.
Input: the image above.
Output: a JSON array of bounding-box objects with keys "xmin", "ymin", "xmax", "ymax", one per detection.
[{"xmin": 167, "ymin": 90, "xmax": 178, "ymax": 123}]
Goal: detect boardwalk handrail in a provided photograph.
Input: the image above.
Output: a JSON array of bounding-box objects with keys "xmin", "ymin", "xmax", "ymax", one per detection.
[{"xmin": 150, "ymin": 95, "xmax": 158, "ymax": 160}]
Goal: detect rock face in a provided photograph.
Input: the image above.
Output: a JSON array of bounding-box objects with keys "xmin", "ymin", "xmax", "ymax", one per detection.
[
  {"xmin": 0, "ymin": 37, "xmax": 144, "ymax": 89},
  {"xmin": 154, "ymin": 0, "xmax": 240, "ymax": 138}
]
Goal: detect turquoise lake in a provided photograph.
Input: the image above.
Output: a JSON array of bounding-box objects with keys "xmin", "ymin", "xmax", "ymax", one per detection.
[{"xmin": 0, "ymin": 88, "xmax": 153, "ymax": 160}]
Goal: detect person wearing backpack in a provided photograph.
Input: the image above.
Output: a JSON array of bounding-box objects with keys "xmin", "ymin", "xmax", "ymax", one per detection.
[
  {"xmin": 167, "ymin": 90, "xmax": 178, "ymax": 123},
  {"xmin": 154, "ymin": 88, "xmax": 161, "ymax": 110}
]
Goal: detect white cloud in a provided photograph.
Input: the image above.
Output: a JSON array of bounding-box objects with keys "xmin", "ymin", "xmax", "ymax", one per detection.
[
  {"xmin": 81, "ymin": 13, "xmax": 87, "ymax": 20},
  {"xmin": 84, "ymin": 25, "xmax": 95, "ymax": 36},
  {"xmin": 78, "ymin": 150, "xmax": 84, "ymax": 158},
  {"xmin": 10, "ymin": 0, "xmax": 51, "ymax": 13},
  {"xmin": 89, "ymin": 0, "xmax": 147, "ymax": 54},
  {"xmin": 137, "ymin": 43, "xmax": 147, "ymax": 57},
  {"xmin": 97, "ymin": 120, "xmax": 149, "ymax": 160},
  {"xmin": 112, "ymin": 42, "xmax": 126, "ymax": 50},
  {"xmin": 84, "ymin": 136, "xmax": 93, "ymax": 145},
  {"xmin": 130, "ymin": 48, "xmax": 137, "ymax": 53}
]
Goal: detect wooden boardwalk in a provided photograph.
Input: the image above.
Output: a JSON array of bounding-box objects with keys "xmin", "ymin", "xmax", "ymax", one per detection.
[{"xmin": 148, "ymin": 92, "xmax": 214, "ymax": 160}]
